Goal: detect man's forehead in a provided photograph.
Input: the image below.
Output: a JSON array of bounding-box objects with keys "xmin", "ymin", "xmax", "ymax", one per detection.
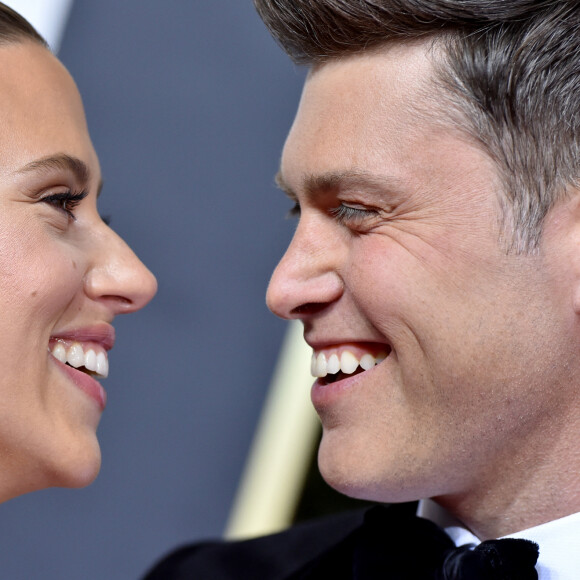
[
  {"xmin": 280, "ymin": 48, "xmax": 459, "ymax": 195},
  {"xmin": 293, "ymin": 43, "xmax": 444, "ymax": 138},
  {"xmin": 306, "ymin": 37, "xmax": 441, "ymax": 89}
]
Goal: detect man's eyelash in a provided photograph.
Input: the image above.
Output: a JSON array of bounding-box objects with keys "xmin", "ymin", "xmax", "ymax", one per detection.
[
  {"xmin": 41, "ymin": 190, "xmax": 88, "ymax": 221},
  {"xmin": 286, "ymin": 203, "xmax": 376, "ymax": 224},
  {"xmin": 329, "ymin": 204, "xmax": 374, "ymax": 223}
]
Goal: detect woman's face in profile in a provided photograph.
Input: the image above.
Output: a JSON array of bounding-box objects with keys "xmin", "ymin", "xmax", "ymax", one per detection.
[{"xmin": 0, "ymin": 41, "xmax": 157, "ymax": 501}]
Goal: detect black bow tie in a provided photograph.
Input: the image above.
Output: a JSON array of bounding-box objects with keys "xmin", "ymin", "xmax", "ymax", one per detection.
[
  {"xmin": 437, "ymin": 537, "xmax": 539, "ymax": 579},
  {"xmin": 290, "ymin": 505, "xmax": 539, "ymax": 579}
]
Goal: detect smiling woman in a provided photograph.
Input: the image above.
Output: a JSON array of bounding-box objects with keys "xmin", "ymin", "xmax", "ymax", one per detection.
[{"xmin": 0, "ymin": 3, "xmax": 157, "ymax": 502}]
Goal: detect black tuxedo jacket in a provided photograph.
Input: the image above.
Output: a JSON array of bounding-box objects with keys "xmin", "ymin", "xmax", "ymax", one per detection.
[{"xmin": 142, "ymin": 503, "xmax": 461, "ymax": 580}]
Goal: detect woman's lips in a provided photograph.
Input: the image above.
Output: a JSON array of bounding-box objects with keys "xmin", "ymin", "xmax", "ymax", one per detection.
[
  {"xmin": 48, "ymin": 325, "xmax": 115, "ymax": 410},
  {"xmin": 50, "ymin": 355, "xmax": 107, "ymax": 411},
  {"xmin": 51, "ymin": 324, "xmax": 116, "ymax": 350},
  {"xmin": 49, "ymin": 340, "xmax": 109, "ymax": 378}
]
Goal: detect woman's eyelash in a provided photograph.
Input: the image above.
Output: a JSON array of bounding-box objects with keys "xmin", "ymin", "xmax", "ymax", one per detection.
[
  {"xmin": 41, "ymin": 190, "xmax": 88, "ymax": 221},
  {"xmin": 286, "ymin": 201, "xmax": 301, "ymax": 219}
]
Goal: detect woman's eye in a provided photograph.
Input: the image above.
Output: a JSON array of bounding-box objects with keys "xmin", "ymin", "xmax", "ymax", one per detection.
[
  {"xmin": 41, "ymin": 190, "xmax": 88, "ymax": 221},
  {"xmin": 286, "ymin": 201, "xmax": 301, "ymax": 219}
]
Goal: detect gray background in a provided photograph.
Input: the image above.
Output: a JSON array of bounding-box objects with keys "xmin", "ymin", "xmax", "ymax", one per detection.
[{"xmin": 0, "ymin": 2, "xmax": 305, "ymax": 578}]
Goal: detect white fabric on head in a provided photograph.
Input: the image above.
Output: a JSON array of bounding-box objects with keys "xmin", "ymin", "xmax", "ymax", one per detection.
[{"xmin": 2, "ymin": 0, "xmax": 74, "ymax": 52}]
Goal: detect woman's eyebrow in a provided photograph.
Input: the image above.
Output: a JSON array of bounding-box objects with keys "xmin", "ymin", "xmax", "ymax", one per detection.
[
  {"xmin": 274, "ymin": 170, "xmax": 296, "ymax": 200},
  {"xmin": 16, "ymin": 153, "xmax": 91, "ymax": 186}
]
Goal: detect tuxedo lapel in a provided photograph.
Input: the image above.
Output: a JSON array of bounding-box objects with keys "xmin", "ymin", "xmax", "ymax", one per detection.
[
  {"xmin": 353, "ymin": 505, "xmax": 455, "ymax": 579},
  {"xmin": 289, "ymin": 504, "xmax": 539, "ymax": 580},
  {"xmin": 288, "ymin": 503, "xmax": 453, "ymax": 579}
]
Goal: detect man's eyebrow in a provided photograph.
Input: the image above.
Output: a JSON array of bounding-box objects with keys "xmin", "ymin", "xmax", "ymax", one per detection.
[
  {"xmin": 304, "ymin": 170, "xmax": 403, "ymax": 195},
  {"xmin": 275, "ymin": 169, "xmax": 403, "ymax": 199}
]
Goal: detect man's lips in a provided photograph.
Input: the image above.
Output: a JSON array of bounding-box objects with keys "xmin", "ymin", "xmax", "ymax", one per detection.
[{"xmin": 309, "ymin": 343, "xmax": 391, "ymax": 381}]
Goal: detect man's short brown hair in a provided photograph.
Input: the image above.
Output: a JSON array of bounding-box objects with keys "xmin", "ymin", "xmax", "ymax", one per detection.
[{"xmin": 254, "ymin": 0, "xmax": 580, "ymax": 251}]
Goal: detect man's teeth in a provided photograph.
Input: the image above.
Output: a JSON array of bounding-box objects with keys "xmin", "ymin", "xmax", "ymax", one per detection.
[
  {"xmin": 51, "ymin": 342, "xmax": 109, "ymax": 378},
  {"xmin": 311, "ymin": 350, "xmax": 387, "ymax": 378}
]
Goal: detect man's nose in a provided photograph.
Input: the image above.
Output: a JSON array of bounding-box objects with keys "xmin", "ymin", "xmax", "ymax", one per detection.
[{"xmin": 266, "ymin": 215, "xmax": 343, "ymax": 320}]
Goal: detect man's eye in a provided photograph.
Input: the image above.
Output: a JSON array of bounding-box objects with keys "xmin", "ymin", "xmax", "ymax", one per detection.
[
  {"xmin": 41, "ymin": 190, "xmax": 88, "ymax": 221},
  {"xmin": 329, "ymin": 204, "xmax": 376, "ymax": 225}
]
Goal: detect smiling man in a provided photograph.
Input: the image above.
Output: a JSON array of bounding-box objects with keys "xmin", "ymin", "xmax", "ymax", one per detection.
[{"xmin": 145, "ymin": 1, "xmax": 580, "ymax": 579}]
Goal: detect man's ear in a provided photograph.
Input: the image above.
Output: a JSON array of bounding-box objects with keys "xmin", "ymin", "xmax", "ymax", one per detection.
[{"xmin": 554, "ymin": 190, "xmax": 580, "ymax": 316}]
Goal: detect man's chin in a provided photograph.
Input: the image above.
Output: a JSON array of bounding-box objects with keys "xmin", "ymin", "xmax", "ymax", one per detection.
[
  {"xmin": 317, "ymin": 438, "xmax": 437, "ymax": 505},
  {"xmin": 317, "ymin": 441, "xmax": 387, "ymax": 502}
]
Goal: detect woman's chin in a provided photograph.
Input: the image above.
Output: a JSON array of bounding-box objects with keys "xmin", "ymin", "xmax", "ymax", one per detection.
[
  {"xmin": 59, "ymin": 458, "xmax": 101, "ymax": 489},
  {"xmin": 51, "ymin": 442, "xmax": 102, "ymax": 490},
  {"xmin": 25, "ymin": 436, "xmax": 104, "ymax": 494},
  {"xmin": 0, "ymin": 434, "xmax": 102, "ymax": 503}
]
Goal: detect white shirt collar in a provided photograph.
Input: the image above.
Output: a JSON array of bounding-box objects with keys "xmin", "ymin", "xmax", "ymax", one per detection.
[{"xmin": 417, "ymin": 499, "xmax": 580, "ymax": 580}]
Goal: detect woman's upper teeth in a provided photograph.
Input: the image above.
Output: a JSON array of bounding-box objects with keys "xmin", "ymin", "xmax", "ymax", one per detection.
[
  {"xmin": 50, "ymin": 341, "xmax": 109, "ymax": 378},
  {"xmin": 311, "ymin": 349, "xmax": 387, "ymax": 378}
]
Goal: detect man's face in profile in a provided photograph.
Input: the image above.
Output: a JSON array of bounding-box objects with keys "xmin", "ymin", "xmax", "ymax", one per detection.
[{"xmin": 266, "ymin": 40, "xmax": 579, "ymax": 505}]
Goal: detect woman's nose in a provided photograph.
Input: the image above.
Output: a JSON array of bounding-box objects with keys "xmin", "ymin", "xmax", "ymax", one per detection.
[
  {"xmin": 266, "ymin": 216, "xmax": 343, "ymax": 320},
  {"xmin": 84, "ymin": 225, "xmax": 157, "ymax": 315}
]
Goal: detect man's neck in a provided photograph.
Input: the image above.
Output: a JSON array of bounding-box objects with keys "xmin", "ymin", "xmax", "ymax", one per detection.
[{"xmin": 430, "ymin": 481, "xmax": 580, "ymax": 540}]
